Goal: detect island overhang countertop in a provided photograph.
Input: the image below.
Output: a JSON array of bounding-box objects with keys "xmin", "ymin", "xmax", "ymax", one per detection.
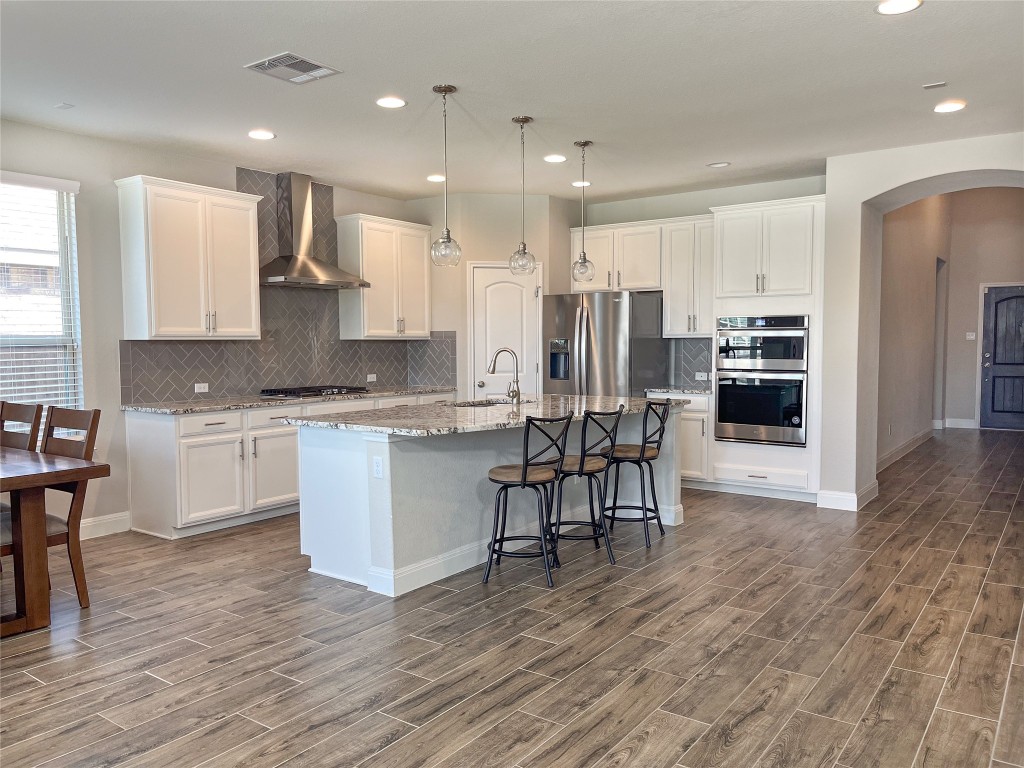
[{"xmin": 284, "ymin": 394, "xmax": 688, "ymax": 437}]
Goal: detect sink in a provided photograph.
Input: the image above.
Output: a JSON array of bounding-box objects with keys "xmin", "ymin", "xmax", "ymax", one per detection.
[{"xmin": 449, "ymin": 398, "xmax": 535, "ymax": 408}]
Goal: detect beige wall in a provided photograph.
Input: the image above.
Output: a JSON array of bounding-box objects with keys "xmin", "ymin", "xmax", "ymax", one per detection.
[{"xmin": 876, "ymin": 196, "xmax": 952, "ymax": 463}]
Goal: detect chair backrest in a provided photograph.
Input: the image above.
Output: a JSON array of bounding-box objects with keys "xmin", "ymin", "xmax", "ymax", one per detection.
[
  {"xmin": 40, "ymin": 407, "xmax": 101, "ymax": 460},
  {"xmin": 571, "ymin": 405, "xmax": 624, "ymax": 475},
  {"xmin": 1, "ymin": 401, "xmax": 43, "ymax": 451},
  {"xmin": 641, "ymin": 400, "xmax": 672, "ymax": 453},
  {"xmin": 519, "ymin": 413, "xmax": 574, "ymax": 486}
]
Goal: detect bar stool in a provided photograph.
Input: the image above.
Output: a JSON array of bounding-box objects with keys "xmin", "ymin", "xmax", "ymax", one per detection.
[
  {"xmin": 483, "ymin": 413, "xmax": 573, "ymax": 588},
  {"xmin": 602, "ymin": 400, "xmax": 671, "ymax": 549},
  {"xmin": 553, "ymin": 405, "xmax": 624, "ymax": 565}
]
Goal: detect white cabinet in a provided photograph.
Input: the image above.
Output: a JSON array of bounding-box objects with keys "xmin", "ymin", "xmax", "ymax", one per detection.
[
  {"xmin": 614, "ymin": 225, "xmax": 662, "ymax": 290},
  {"xmin": 677, "ymin": 413, "xmax": 710, "ymax": 480},
  {"xmin": 178, "ymin": 432, "xmax": 246, "ymax": 525},
  {"xmin": 570, "ymin": 229, "xmax": 615, "ymax": 292},
  {"xmin": 663, "ymin": 218, "xmax": 714, "ymax": 337},
  {"xmin": 248, "ymin": 427, "xmax": 300, "ymax": 511},
  {"xmin": 713, "ymin": 196, "xmax": 823, "ymax": 299},
  {"xmin": 117, "ymin": 176, "xmax": 261, "ymax": 340},
  {"xmin": 376, "ymin": 395, "xmax": 420, "ymax": 408},
  {"xmin": 337, "ymin": 214, "xmax": 432, "ymax": 339}
]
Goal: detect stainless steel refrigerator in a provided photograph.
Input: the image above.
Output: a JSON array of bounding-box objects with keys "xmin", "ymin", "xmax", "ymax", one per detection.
[{"xmin": 542, "ymin": 291, "xmax": 673, "ymax": 398}]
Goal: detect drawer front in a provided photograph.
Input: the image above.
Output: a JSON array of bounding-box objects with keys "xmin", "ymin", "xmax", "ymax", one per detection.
[
  {"xmin": 302, "ymin": 400, "xmax": 375, "ymax": 417},
  {"xmin": 179, "ymin": 411, "xmax": 244, "ymax": 437},
  {"xmin": 650, "ymin": 394, "xmax": 709, "ymax": 413},
  {"xmin": 713, "ymin": 463, "xmax": 808, "ymax": 490},
  {"xmin": 247, "ymin": 406, "xmax": 303, "ymax": 430},
  {"xmin": 417, "ymin": 392, "xmax": 455, "ymax": 405},
  {"xmin": 376, "ymin": 395, "xmax": 420, "ymax": 408}
]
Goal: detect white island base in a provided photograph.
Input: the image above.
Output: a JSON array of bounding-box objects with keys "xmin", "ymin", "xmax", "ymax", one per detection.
[{"xmin": 292, "ymin": 396, "xmax": 684, "ymax": 596}]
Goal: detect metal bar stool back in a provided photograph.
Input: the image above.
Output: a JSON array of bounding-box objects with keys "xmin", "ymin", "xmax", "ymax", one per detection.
[
  {"xmin": 603, "ymin": 399, "xmax": 672, "ymax": 548},
  {"xmin": 554, "ymin": 405, "xmax": 624, "ymax": 564},
  {"xmin": 484, "ymin": 413, "xmax": 573, "ymax": 588}
]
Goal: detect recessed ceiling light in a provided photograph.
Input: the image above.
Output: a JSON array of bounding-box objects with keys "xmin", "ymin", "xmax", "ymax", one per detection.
[
  {"xmin": 706, "ymin": 161, "xmax": 731, "ymax": 168},
  {"xmin": 427, "ymin": 174, "xmax": 446, "ymax": 183},
  {"xmin": 934, "ymin": 99, "xmax": 966, "ymax": 113},
  {"xmin": 376, "ymin": 96, "xmax": 407, "ymax": 109},
  {"xmin": 572, "ymin": 181, "xmax": 591, "ymax": 188},
  {"xmin": 876, "ymin": 0, "xmax": 922, "ymax": 15},
  {"xmin": 544, "ymin": 154, "xmax": 567, "ymax": 163},
  {"xmin": 248, "ymin": 128, "xmax": 276, "ymax": 140},
  {"xmin": 54, "ymin": 102, "xmax": 75, "ymax": 110}
]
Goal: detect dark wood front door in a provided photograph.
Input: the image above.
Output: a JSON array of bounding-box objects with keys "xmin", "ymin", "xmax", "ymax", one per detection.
[{"xmin": 980, "ymin": 284, "xmax": 1024, "ymax": 430}]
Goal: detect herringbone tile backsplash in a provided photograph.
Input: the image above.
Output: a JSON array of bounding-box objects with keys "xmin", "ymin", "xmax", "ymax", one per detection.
[
  {"xmin": 669, "ymin": 337, "xmax": 713, "ymax": 389},
  {"xmin": 119, "ymin": 169, "xmax": 456, "ymax": 405}
]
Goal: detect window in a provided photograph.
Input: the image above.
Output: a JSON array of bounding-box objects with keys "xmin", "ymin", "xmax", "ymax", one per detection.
[{"xmin": 0, "ymin": 173, "xmax": 83, "ymax": 413}]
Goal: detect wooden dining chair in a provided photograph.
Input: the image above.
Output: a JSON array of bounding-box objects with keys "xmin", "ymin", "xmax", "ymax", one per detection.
[
  {"xmin": 0, "ymin": 407, "xmax": 101, "ymax": 608},
  {"xmin": 0, "ymin": 401, "xmax": 43, "ymax": 451}
]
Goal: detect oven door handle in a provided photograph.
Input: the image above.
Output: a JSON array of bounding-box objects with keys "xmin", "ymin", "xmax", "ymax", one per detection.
[
  {"xmin": 716, "ymin": 329, "xmax": 806, "ymax": 338},
  {"xmin": 716, "ymin": 371, "xmax": 807, "ymax": 383}
]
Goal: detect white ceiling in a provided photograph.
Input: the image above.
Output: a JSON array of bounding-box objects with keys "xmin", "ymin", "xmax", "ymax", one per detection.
[{"xmin": 2, "ymin": 1, "xmax": 1021, "ymax": 202}]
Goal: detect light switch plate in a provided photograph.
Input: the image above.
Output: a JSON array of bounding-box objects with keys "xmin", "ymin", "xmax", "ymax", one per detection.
[
  {"xmin": 695, "ymin": 372, "xmax": 709, "ymax": 381},
  {"xmin": 966, "ymin": 332, "xmax": 976, "ymax": 341},
  {"xmin": 194, "ymin": 383, "xmax": 209, "ymax": 393},
  {"xmin": 367, "ymin": 373, "xmax": 377, "ymax": 383},
  {"xmin": 373, "ymin": 457, "xmax": 384, "ymax": 479}
]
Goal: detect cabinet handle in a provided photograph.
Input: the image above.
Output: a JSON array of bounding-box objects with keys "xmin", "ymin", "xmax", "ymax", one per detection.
[
  {"xmin": 748, "ymin": 474, "xmax": 768, "ymax": 479},
  {"xmin": 204, "ymin": 421, "xmax": 226, "ymax": 426},
  {"xmin": 252, "ymin": 437, "xmax": 257, "ymax": 458},
  {"xmin": 211, "ymin": 311, "xmax": 217, "ymax": 332},
  {"xmin": 607, "ymin": 271, "xmax": 611, "ymax": 288},
  {"xmin": 617, "ymin": 270, "xmax": 622, "ymax": 287},
  {"xmin": 205, "ymin": 312, "xmax": 210, "ymax": 333},
  {"xmin": 269, "ymin": 415, "xmax": 288, "ymax": 421},
  {"xmin": 239, "ymin": 439, "xmax": 244, "ymax": 460},
  {"xmin": 701, "ymin": 417, "xmax": 705, "ymax": 437},
  {"xmin": 755, "ymin": 274, "xmax": 760, "ymax": 293}
]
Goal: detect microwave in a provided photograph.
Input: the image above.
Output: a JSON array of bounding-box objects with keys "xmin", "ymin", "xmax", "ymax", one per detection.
[{"xmin": 716, "ymin": 315, "xmax": 809, "ymax": 372}]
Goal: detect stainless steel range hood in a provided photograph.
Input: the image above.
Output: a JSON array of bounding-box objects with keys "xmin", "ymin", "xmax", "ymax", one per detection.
[{"xmin": 258, "ymin": 172, "xmax": 370, "ymax": 289}]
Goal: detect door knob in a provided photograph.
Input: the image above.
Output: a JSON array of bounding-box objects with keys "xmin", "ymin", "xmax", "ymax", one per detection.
[{"xmin": 477, "ymin": 380, "xmax": 485, "ymax": 388}]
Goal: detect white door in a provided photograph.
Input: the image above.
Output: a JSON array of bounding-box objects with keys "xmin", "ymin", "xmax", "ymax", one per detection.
[
  {"xmin": 471, "ymin": 264, "xmax": 541, "ymax": 399},
  {"xmin": 716, "ymin": 211, "xmax": 762, "ymax": 298},
  {"xmin": 677, "ymin": 413, "xmax": 709, "ymax": 480},
  {"xmin": 570, "ymin": 229, "xmax": 615, "ymax": 292},
  {"xmin": 178, "ymin": 433, "xmax": 246, "ymax": 526},
  {"xmin": 694, "ymin": 221, "xmax": 715, "ymax": 334},
  {"xmin": 615, "ymin": 224, "xmax": 662, "ymax": 290},
  {"xmin": 248, "ymin": 427, "xmax": 299, "ymax": 511},
  {"xmin": 762, "ymin": 204, "xmax": 815, "ymax": 296},
  {"xmin": 396, "ymin": 227, "xmax": 431, "ymax": 337},
  {"xmin": 206, "ymin": 196, "xmax": 260, "ymax": 338},
  {"xmin": 146, "ymin": 186, "xmax": 208, "ymax": 337},
  {"xmin": 662, "ymin": 222, "xmax": 696, "ymax": 337},
  {"xmin": 360, "ymin": 221, "xmax": 400, "ymax": 337}
]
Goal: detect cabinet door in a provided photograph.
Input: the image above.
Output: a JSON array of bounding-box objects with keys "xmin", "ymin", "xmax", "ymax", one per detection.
[
  {"xmin": 570, "ymin": 229, "xmax": 615, "ymax": 292},
  {"xmin": 762, "ymin": 204, "xmax": 814, "ymax": 296},
  {"xmin": 397, "ymin": 227, "xmax": 431, "ymax": 337},
  {"xmin": 248, "ymin": 427, "xmax": 299, "ymax": 511},
  {"xmin": 360, "ymin": 221, "xmax": 400, "ymax": 337},
  {"xmin": 206, "ymin": 196, "xmax": 260, "ymax": 338},
  {"xmin": 661, "ymin": 222, "xmax": 695, "ymax": 337},
  {"xmin": 693, "ymin": 221, "xmax": 715, "ymax": 334},
  {"xmin": 178, "ymin": 433, "xmax": 245, "ymax": 526},
  {"xmin": 145, "ymin": 186, "xmax": 208, "ymax": 337},
  {"xmin": 376, "ymin": 395, "xmax": 420, "ymax": 408},
  {"xmin": 614, "ymin": 225, "xmax": 662, "ymax": 290},
  {"xmin": 716, "ymin": 211, "xmax": 762, "ymax": 298},
  {"xmin": 677, "ymin": 412, "xmax": 709, "ymax": 480}
]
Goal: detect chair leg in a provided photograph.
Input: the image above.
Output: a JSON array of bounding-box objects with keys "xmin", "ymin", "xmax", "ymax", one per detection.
[
  {"xmin": 534, "ymin": 487, "xmax": 554, "ymax": 588},
  {"xmin": 586, "ymin": 477, "xmax": 600, "ymax": 549},
  {"xmin": 67, "ymin": 536, "xmax": 90, "ymax": 608},
  {"xmin": 608, "ymin": 462, "xmax": 621, "ymax": 532},
  {"xmin": 483, "ymin": 488, "xmax": 503, "ymax": 583},
  {"xmin": 646, "ymin": 460, "xmax": 665, "ymax": 536},
  {"xmin": 496, "ymin": 488, "xmax": 509, "ymax": 566},
  {"xmin": 594, "ymin": 475, "xmax": 616, "ymax": 564},
  {"xmin": 638, "ymin": 461, "xmax": 651, "ymax": 548},
  {"xmin": 545, "ymin": 483, "xmax": 560, "ymax": 569}
]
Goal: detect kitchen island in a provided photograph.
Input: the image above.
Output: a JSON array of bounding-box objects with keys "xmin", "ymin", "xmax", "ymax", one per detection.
[{"xmin": 287, "ymin": 394, "xmax": 686, "ymax": 596}]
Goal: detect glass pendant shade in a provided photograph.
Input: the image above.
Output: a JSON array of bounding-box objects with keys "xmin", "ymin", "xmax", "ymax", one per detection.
[
  {"xmin": 509, "ymin": 242, "xmax": 537, "ymax": 275},
  {"xmin": 572, "ymin": 252, "xmax": 596, "ymax": 282},
  {"xmin": 430, "ymin": 228, "xmax": 462, "ymax": 267}
]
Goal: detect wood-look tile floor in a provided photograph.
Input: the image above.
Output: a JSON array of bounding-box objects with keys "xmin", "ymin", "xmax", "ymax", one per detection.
[{"xmin": 1, "ymin": 429, "xmax": 1022, "ymax": 768}]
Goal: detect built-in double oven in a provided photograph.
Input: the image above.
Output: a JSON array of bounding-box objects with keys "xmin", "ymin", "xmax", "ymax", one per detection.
[{"xmin": 715, "ymin": 315, "xmax": 809, "ymax": 446}]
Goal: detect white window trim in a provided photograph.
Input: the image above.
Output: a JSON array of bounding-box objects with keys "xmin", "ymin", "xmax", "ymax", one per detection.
[{"xmin": 0, "ymin": 170, "xmax": 80, "ymax": 195}]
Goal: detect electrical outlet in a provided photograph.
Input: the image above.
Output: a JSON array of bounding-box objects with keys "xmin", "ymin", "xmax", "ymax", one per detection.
[
  {"xmin": 966, "ymin": 332, "xmax": 976, "ymax": 341},
  {"xmin": 194, "ymin": 383, "xmax": 209, "ymax": 393},
  {"xmin": 373, "ymin": 457, "xmax": 384, "ymax": 479},
  {"xmin": 695, "ymin": 372, "xmax": 709, "ymax": 381},
  {"xmin": 367, "ymin": 373, "xmax": 377, "ymax": 383}
]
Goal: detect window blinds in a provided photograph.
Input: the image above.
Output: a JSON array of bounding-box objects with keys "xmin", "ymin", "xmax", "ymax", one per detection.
[{"xmin": 0, "ymin": 181, "xmax": 84, "ymax": 413}]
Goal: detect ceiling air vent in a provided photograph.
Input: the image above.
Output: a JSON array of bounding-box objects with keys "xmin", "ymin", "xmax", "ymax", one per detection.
[{"xmin": 245, "ymin": 53, "xmax": 340, "ymax": 84}]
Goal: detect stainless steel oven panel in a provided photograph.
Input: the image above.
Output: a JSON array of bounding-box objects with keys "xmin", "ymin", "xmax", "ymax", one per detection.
[
  {"xmin": 715, "ymin": 371, "xmax": 807, "ymax": 446},
  {"xmin": 716, "ymin": 329, "xmax": 809, "ymax": 371}
]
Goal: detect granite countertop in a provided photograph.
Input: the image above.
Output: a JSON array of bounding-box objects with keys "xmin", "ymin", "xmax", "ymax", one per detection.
[
  {"xmin": 285, "ymin": 394, "xmax": 689, "ymax": 437},
  {"xmin": 121, "ymin": 386, "xmax": 456, "ymax": 415},
  {"xmin": 647, "ymin": 387, "xmax": 712, "ymax": 395}
]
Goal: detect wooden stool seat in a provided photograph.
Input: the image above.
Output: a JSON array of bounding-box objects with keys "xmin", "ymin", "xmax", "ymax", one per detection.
[
  {"xmin": 601, "ymin": 444, "xmax": 660, "ymax": 461},
  {"xmin": 488, "ymin": 464, "xmax": 557, "ymax": 484},
  {"xmin": 559, "ymin": 455, "xmax": 608, "ymax": 475}
]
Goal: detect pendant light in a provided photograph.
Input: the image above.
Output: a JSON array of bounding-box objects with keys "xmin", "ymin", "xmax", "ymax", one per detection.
[
  {"xmin": 509, "ymin": 116, "xmax": 537, "ymax": 276},
  {"xmin": 571, "ymin": 140, "xmax": 596, "ymax": 283},
  {"xmin": 430, "ymin": 85, "xmax": 462, "ymax": 267}
]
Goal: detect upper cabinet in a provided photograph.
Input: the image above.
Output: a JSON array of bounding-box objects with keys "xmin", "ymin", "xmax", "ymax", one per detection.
[
  {"xmin": 662, "ymin": 217, "xmax": 714, "ymax": 337},
  {"xmin": 117, "ymin": 176, "xmax": 261, "ymax": 340},
  {"xmin": 713, "ymin": 196, "xmax": 824, "ymax": 299},
  {"xmin": 569, "ymin": 223, "xmax": 661, "ymax": 293},
  {"xmin": 569, "ymin": 229, "xmax": 614, "ymax": 291},
  {"xmin": 337, "ymin": 214, "xmax": 432, "ymax": 339}
]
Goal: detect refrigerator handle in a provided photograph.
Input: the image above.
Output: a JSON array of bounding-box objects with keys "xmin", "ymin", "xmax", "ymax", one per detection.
[
  {"xmin": 580, "ymin": 306, "xmax": 590, "ymax": 396},
  {"xmin": 573, "ymin": 306, "xmax": 582, "ymax": 395}
]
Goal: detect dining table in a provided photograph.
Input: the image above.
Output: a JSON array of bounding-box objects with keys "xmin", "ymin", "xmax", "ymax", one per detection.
[{"xmin": 1, "ymin": 446, "xmax": 110, "ymax": 637}]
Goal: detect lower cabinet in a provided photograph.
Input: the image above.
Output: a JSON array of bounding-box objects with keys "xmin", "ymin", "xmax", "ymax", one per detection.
[
  {"xmin": 247, "ymin": 427, "xmax": 300, "ymax": 511},
  {"xmin": 178, "ymin": 432, "xmax": 246, "ymax": 525},
  {"xmin": 677, "ymin": 412, "xmax": 709, "ymax": 480}
]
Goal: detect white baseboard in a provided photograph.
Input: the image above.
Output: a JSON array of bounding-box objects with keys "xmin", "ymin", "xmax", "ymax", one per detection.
[
  {"xmin": 80, "ymin": 511, "xmax": 131, "ymax": 539},
  {"xmin": 876, "ymin": 428, "xmax": 934, "ymax": 472},
  {"xmin": 932, "ymin": 419, "xmax": 944, "ymax": 430},
  {"xmin": 816, "ymin": 481, "xmax": 879, "ymax": 512},
  {"xmin": 944, "ymin": 418, "xmax": 979, "ymax": 429},
  {"xmin": 682, "ymin": 480, "xmax": 817, "ymax": 505}
]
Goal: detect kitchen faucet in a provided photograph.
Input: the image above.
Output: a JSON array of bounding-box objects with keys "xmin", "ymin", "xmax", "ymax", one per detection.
[{"xmin": 487, "ymin": 347, "xmax": 521, "ymax": 407}]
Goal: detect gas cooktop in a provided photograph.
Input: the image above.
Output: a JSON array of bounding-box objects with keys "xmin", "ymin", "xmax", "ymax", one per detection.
[{"xmin": 260, "ymin": 385, "xmax": 370, "ymax": 399}]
